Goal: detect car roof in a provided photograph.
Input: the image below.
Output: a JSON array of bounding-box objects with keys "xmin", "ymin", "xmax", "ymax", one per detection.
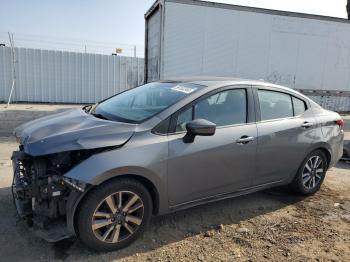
[
  {"xmin": 159, "ymin": 76, "xmax": 318, "ymax": 106},
  {"xmin": 160, "ymin": 76, "xmax": 297, "ymax": 94}
]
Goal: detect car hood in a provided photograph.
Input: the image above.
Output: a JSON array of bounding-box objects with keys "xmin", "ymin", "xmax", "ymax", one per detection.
[{"xmin": 14, "ymin": 108, "xmax": 137, "ymax": 156}]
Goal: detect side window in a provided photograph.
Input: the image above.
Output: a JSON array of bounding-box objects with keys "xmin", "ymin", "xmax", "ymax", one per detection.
[
  {"xmin": 292, "ymin": 97, "xmax": 307, "ymax": 116},
  {"xmin": 176, "ymin": 107, "xmax": 193, "ymax": 132},
  {"xmin": 258, "ymin": 90, "xmax": 293, "ymax": 121},
  {"xmin": 195, "ymin": 89, "xmax": 246, "ymax": 127},
  {"xmin": 174, "ymin": 89, "xmax": 247, "ymax": 132}
]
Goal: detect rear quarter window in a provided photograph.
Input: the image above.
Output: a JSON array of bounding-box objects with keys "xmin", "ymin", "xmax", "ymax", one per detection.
[{"xmin": 292, "ymin": 97, "xmax": 307, "ymax": 116}]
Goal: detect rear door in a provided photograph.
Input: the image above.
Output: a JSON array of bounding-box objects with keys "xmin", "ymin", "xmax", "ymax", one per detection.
[
  {"xmin": 167, "ymin": 86, "xmax": 257, "ymax": 206},
  {"xmin": 253, "ymin": 86, "xmax": 316, "ymax": 186}
]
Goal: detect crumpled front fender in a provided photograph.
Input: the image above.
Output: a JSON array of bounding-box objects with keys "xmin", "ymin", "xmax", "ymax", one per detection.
[{"xmin": 64, "ymin": 133, "xmax": 169, "ymax": 214}]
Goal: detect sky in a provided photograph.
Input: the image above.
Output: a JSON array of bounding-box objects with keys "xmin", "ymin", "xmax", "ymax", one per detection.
[{"xmin": 0, "ymin": 0, "xmax": 348, "ymax": 57}]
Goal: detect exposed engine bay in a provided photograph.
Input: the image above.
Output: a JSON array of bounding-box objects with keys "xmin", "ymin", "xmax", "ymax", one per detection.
[{"xmin": 11, "ymin": 147, "xmax": 96, "ymax": 241}]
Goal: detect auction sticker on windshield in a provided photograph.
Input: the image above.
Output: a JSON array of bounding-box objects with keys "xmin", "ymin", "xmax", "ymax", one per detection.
[{"xmin": 171, "ymin": 85, "xmax": 197, "ymax": 94}]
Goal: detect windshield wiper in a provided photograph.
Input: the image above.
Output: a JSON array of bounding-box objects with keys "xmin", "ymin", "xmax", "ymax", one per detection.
[{"xmin": 91, "ymin": 113, "xmax": 109, "ymax": 120}]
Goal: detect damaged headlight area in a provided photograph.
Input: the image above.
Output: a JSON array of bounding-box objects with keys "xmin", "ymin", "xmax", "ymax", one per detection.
[{"xmin": 11, "ymin": 146, "xmax": 115, "ymax": 241}]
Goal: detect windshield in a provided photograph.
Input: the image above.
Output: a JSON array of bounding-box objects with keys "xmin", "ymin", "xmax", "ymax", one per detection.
[{"xmin": 92, "ymin": 82, "xmax": 201, "ymax": 123}]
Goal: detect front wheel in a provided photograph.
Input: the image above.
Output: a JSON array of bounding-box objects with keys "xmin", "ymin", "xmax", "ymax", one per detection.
[
  {"xmin": 77, "ymin": 178, "xmax": 153, "ymax": 252},
  {"xmin": 291, "ymin": 150, "xmax": 328, "ymax": 195}
]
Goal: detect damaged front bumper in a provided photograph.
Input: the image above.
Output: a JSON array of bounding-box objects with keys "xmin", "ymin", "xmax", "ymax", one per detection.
[{"xmin": 11, "ymin": 150, "xmax": 88, "ymax": 242}]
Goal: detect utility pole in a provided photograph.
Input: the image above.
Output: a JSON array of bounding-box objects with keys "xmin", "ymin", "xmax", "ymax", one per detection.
[
  {"xmin": 134, "ymin": 45, "xmax": 136, "ymax": 58},
  {"xmin": 347, "ymin": 0, "xmax": 350, "ymax": 20},
  {"xmin": 6, "ymin": 32, "xmax": 16, "ymax": 107}
]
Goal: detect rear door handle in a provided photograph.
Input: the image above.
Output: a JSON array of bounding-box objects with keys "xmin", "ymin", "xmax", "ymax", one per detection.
[
  {"xmin": 236, "ymin": 136, "xmax": 255, "ymax": 144},
  {"xmin": 301, "ymin": 122, "xmax": 313, "ymax": 128}
]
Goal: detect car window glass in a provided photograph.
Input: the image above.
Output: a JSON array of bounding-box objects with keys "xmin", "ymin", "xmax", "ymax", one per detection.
[
  {"xmin": 207, "ymin": 92, "xmax": 228, "ymax": 105},
  {"xmin": 195, "ymin": 89, "xmax": 246, "ymax": 127},
  {"xmin": 292, "ymin": 97, "xmax": 307, "ymax": 116},
  {"xmin": 176, "ymin": 107, "xmax": 193, "ymax": 132},
  {"xmin": 94, "ymin": 82, "xmax": 202, "ymax": 123},
  {"xmin": 258, "ymin": 90, "xmax": 293, "ymax": 121},
  {"xmin": 153, "ymin": 117, "xmax": 170, "ymax": 134}
]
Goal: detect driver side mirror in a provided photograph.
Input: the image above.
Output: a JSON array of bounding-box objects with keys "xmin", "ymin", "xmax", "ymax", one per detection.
[{"xmin": 183, "ymin": 119, "xmax": 216, "ymax": 143}]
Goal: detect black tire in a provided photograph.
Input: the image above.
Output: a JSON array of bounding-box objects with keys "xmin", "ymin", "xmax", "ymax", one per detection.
[
  {"xmin": 291, "ymin": 150, "xmax": 328, "ymax": 195},
  {"xmin": 76, "ymin": 178, "xmax": 153, "ymax": 252}
]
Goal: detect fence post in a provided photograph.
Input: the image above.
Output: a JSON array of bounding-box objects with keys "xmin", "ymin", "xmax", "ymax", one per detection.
[{"xmin": 6, "ymin": 32, "xmax": 16, "ymax": 107}]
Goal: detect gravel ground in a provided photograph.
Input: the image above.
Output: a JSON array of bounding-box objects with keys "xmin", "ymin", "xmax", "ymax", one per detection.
[{"xmin": 0, "ymin": 104, "xmax": 349, "ymax": 262}]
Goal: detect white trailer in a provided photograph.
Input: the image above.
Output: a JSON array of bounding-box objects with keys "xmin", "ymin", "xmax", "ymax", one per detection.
[{"xmin": 144, "ymin": 0, "xmax": 350, "ymax": 111}]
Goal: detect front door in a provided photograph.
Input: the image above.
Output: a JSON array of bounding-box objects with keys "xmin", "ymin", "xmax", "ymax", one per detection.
[{"xmin": 167, "ymin": 88, "xmax": 257, "ymax": 206}]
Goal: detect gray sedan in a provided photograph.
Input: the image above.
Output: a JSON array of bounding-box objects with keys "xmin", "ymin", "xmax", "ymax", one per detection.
[{"xmin": 12, "ymin": 78, "xmax": 344, "ymax": 251}]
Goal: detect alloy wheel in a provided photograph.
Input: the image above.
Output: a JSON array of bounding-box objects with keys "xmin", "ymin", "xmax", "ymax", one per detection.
[
  {"xmin": 301, "ymin": 155, "xmax": 324, "ymax": 189},
  {"xmin": 91, "ymin": 191, "xmax": 144, "ymax": 243}
]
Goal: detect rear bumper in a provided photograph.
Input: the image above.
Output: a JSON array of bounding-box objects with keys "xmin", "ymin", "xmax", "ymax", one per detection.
[{"xmin": 329, "ymin": 136, "xmax": 344, "ymax": 168}]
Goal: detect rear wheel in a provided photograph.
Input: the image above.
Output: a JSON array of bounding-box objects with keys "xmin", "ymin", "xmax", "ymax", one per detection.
[
  {"xmin": 77, "ymin": 178, "xmax": 152, "ymax": 251},
  {"xmin": 291, "ymin": 150, "xmax": 327, "ymax": 195}
]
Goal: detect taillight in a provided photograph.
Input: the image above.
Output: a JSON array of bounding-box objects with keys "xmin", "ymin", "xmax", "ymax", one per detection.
[{"xmin": 335, "ymin": 119, "xmax": 344, "ymax": 130}]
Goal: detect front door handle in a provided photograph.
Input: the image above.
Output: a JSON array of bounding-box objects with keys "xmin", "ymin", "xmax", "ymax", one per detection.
[
  {"xmin": 236, "ymin": 136, "xmax": 255, "ymax": 144},
  {"xmin": 301, "ymin": 122, "xmax": 313, "ymax": 128}
]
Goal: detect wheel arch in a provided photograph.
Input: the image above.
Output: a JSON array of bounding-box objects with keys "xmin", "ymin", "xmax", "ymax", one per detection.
[
  {"xmin": 68, "ymin": 173, "xmax": 162, "ymax": 238},
  {"xmin": 306, "ymin": 143, "xmax": 332, "ymax": 169},
  {"xmin": 317, "ymin": 147, "xmax": 332, "ymax": 169},
  {"xmin": 100, "ymin": 174, "xmax": 161, "ymax": 215}
]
